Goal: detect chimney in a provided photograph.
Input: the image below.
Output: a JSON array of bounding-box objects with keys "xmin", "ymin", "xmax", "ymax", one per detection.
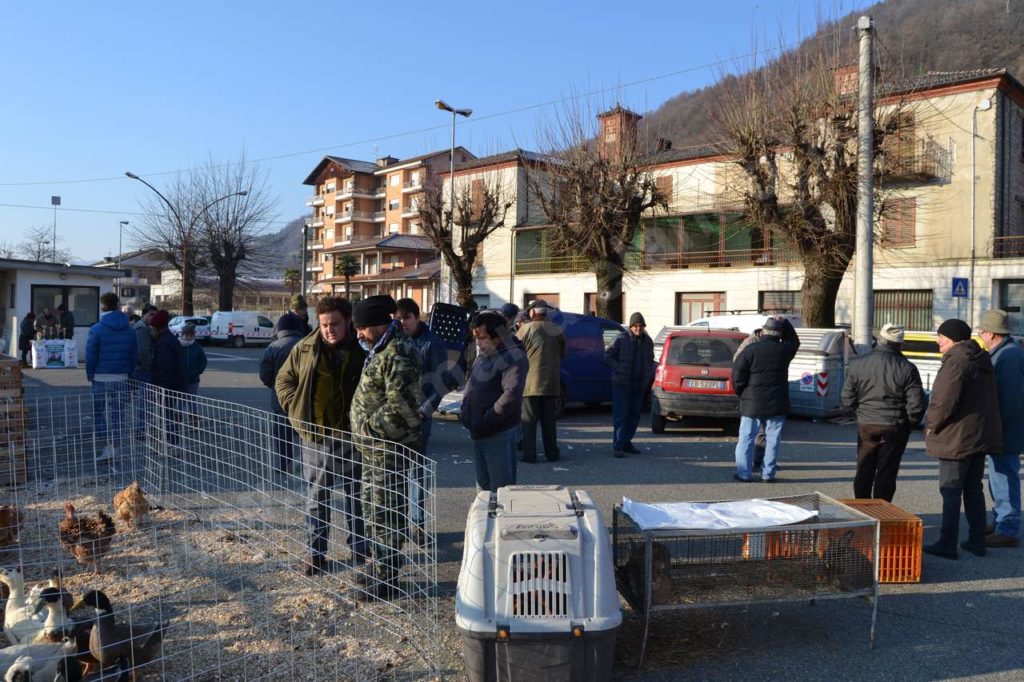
[
  {"xmin": 376, "ymin": 155, "xmax": 398, "ymax": 168},
  {"xmin": 656, "ymin": 138, "xmax": 672, "ymax": 152},
  {"xmin": 597, "ymin": 104, "xmax": 642, "ymax": 159}
]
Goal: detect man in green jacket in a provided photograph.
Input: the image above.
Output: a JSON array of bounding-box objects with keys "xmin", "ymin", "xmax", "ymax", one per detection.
[
  {"xmin": 516, "ymin": 300, "xmax": 566, "ymax": 463},
  {"xmin": 276, "ymin": 296, "xmax": 367, "ymax": 576},
  {"xmin": 349, "ymin": 295, "xmax": 422, "ymax": 601}
]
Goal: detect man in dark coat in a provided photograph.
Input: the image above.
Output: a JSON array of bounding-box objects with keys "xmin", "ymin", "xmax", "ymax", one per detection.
[
  {"xmin": 149, "ymin": 309, "xmax": 187, "ymax": 449},
  {"xmin": 923, "ymin": 318, "xmax": 1003, "ymax": 559},
  {"xmin": 460, "ymin": 310, "xmax": 527, "ymax": 492},
  {"xmin": 260, "ymin": 313, "xmax": 306, "ymax": 472},
  {"xmin": 841, "ymin": 323, "xmax": 927, "ymax": 502},
  {"xmin": 57, "ymin": 303, "xmax": 75, "ymax": 340},
  {"xmin": 977, "ymin": 309, "xmax": 1024, "ymax": 548},
  {"xmin": 605, "ymin": 312, "xmax": 656, "ymax": 458},
  {"xmin": 273, "ymin": 294, "xmax": 313, "ymax": 336},
  {"xmin": 731, "ymin": 316, "xmax": 800, "ymax": 482}
]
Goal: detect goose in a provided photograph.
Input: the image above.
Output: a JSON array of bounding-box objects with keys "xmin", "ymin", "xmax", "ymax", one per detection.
[{"xmin": 70, "ymin": 590, "xmax": 163, "ymax": 678}]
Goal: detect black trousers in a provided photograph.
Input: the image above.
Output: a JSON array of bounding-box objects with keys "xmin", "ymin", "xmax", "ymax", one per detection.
[
  {"xmin": 936, "ymin": 455, "xmax": 987, "ymax": 550},
  {"xmin": 854, "ymin": 423, "xmax": 912, "ymax": 503},
  {"xmin": 522, "ymin": 395, "xmax": 560, "ymax": 462}
]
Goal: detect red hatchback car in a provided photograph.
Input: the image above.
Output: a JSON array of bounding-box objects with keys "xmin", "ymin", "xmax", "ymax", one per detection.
[{"xmin": 650, "ymin": 328, "xmax": 749, "ymax": 433}]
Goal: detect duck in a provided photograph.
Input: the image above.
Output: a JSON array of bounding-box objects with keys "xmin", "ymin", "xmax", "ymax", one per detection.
[
  {"xmin": 0, "ymin": 639, "xmax": 80, "ymax": 682},
  {"xmin": 30, "ymin": 588, "xmax": 73, "ymax": 644},
  {"xmin": 70, "ymin": 590, "xmax": 163, "ymax": 678},
  {"xmin": 0, "ymin": 568, "xmax": 44, "ymax": 645}
]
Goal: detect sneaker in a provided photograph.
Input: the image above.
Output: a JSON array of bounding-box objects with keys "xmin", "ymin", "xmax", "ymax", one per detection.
[
  {"xmin": 985, "ymin": 533, "xmax": 1019, "ymax": 548},
  {"xmin": 922, "ymin": 542, "xmax": 958, "ymax": 560},
  {"xmin": 95, "ymin": 446, "xmax": 114, "ymax": 463},
  {"xmin": 623, "ymin": 444, "xmax": 642, "ymax": 454},
  {"xmin": 959, "ymin": 541, "xmax": 986, "ymax": 557},
  {"xmin": 733, "ymin": 473, "xmax": 754, "ymax": 482}
]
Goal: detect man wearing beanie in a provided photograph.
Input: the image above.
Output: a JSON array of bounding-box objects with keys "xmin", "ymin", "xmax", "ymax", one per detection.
[
  {"xmin": 841, "ymin": 323, "xmax": 926, "ymax": 502},
  {"xmin": 605, "ymin": 312, "xmax": 655, "ymax": 457},
  {"xmin": 274, "ymin": 293, "xmax": 313, "ymax": 336},
  {"xmin": 923, "ymin": 318, "xmax": 1002, "ymax": 559},
  {"xmin": 349, "ymin": 294, "xmax": 422, "ymax": 600},
  {"xmin": 977, "ymin": 309, "xmax": 1024, "ymax": 548},
  {"xmin": 732, "ymin": 316, "xmax": 800, "ymax": 482},
  {"xmin": 276, "ymin": 296, "xmax": 367, "ymax": 576},
  {"xmin": 260, "ymin": 311, "xmax": 308, "ymax": 473}
]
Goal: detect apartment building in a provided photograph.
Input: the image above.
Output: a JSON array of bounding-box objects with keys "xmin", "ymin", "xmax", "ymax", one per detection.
[
  {"xmin": 302, "ymin": 147, "xmax": 474, "ymax": 309},
  {"xmin": 91, "ymin": 248, "xmax": 167, "ymax": 309},
  {"xmin": 462, "ymin": 68, "xmax": 1024, "ymax": 335}
]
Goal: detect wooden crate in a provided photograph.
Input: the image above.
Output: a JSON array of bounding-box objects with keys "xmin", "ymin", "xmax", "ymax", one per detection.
[
  {"xmin": 839, "ymin": 499, "xmax": 923, "ymax": 583},
  {"xmin": 0, "ymin": 355, "xmax": 26, "ymax": 486}
]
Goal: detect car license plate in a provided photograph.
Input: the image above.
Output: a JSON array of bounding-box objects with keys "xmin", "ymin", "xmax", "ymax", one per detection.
[{"xmin": 685, "ymin": 379, "xmax": 725, "ymax": 389}]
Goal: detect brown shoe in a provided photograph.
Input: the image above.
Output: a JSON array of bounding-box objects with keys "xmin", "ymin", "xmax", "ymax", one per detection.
[
  {"xmin": 985, "ymin": 533, "xmax": 1020, "ymax": 548},
  {"xmin": 301, "ymin": 556, "xmax": 325, "ymax": 576},
  {"xmin": 985, "ymin": 523, "xmax": 996, "ymax": 535}
]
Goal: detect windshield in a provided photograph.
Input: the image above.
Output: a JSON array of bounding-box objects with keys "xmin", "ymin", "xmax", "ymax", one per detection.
[
  {"xmin": 169, "ymin": 316, "xmax": 186, "ymax": 325},
  {"xmin": 666, "ymin": 336, "xmax": 740, "ymax": 367}
]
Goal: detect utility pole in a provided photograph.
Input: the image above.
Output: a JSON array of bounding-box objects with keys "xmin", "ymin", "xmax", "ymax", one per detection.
[
  {"xmin": 853, "ymin": 15, "xmax": 875, "ymax": 354},
  {"xmin": 300, "ymin": 221, "xmax": 309, "ymax": 299}
]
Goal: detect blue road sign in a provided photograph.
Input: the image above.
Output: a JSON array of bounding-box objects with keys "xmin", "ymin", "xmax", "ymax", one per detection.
[{"xmin": 952, "ymin": 277, "xmax": 969, "ymax": 298}]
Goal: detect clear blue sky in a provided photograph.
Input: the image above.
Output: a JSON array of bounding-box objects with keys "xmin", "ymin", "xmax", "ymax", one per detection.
[{"xmin": 0, "ymin": 0, "xmax": 873, "ymax": 263}]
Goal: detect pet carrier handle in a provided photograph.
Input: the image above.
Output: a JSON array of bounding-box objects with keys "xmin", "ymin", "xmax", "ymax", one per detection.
[
  {"xmin": 488, "ymin": 492, "xmax": 499, "ymax": 517},
  {"xmin": 570, "ymin": 492, "xmax": 585, "ymax": 517}
]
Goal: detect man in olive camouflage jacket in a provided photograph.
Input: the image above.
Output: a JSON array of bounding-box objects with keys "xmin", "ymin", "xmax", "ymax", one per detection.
[{"xmin": 349, "ymin": 295, "xmax": 422, "ymax": 601}]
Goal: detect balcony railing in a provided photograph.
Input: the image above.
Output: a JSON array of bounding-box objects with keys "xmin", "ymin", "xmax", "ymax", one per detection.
[
  {"xmin": 402, "ymin": 180, "xmax": 422, "ymax": 191},
  {"xmin": 373, "ymin": 211, "xmax": 387, "ymax": 221},
  {"xmin": 514, "ymin": 247, "xmax": 798, "ymax": 275},
  {"xmin": 374, "ymin": 185, "xmax": 388, "ymax": 196},
  {"xmin": 877, "ymin": 139, "xmax": 948, "ymax": 183},
  {"xmin": 310, "ymin": 219, "xmax": 325, "ymax": 228},
  {"xmin": 309, "ymin": 240, "xmax": 324, "ymax": 250},
  {"xmin": 306, "ymin": 264, "xmax": 324, "ymax": 272},
  {"xmin": 335, "ymin": 210, "xmax": 377, "ymax": 223},
  {"xmin": 401, "ymin": 204, "xmax": 420, "ymax": 217},
  {"xmin": 307, "ymin": 195, "xmax": 325, "ymax": 207},
  {"xmin": 994, "ymin": 235, "xmax": 1024, "ymax": 258},
  {"xmin": 337, "ymin": 185, "xmax": 378, "ymax": 199}
]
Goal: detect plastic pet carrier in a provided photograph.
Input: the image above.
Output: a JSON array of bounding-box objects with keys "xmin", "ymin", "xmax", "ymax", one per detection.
[
  {"xmin": 428, "ymin": 301, "xmax": 470, "ymax": 353},
  {"xmin": 456, "ymin": 485, "xmax": 621, "ymax": 682}
]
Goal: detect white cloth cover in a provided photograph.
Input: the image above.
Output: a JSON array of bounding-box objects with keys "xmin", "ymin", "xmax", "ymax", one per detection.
[{"xmin": 622, "ymin": 497, "xmax": 817, "ymax": 530}]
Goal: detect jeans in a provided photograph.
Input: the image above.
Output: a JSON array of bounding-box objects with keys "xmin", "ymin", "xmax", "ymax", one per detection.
[
  {"xmin": 522, "ymin": 395, "xmax": 559, "ymax": 461},
  {"xmin": 132, "ymin": 371, "xmax": 151, "ymax": 438},
  {"xmin": 936, "ymin": 455, "xmax": 987, "ymax": 550},
  {"xmin": 473, "ymin": 427, "xmax": 517, "ymax": 492},
  {"xmin": 987, "ymin": 452, "xmax": 1022, "ymax": 537},
  {"xmin": 410, "ymin": 418, "xmax": 433, "ymax": 527},
  {"xmin": 92, "ymin": 379, "xmax": 128, "ymax": 448},
  {"xmin": 270, "ymin": 408, "xmax": 297, "ymax": 472},
  {"xmin": 612, "ymin": 384, "xmax": 644, "ymax": 451},
  {"xmin": 301, "ymin": 440, "xmax": 367, "ymax": 565},
  {"xmin": 735, "ymin": 415, "xmax": 785, "ymax": 480},
  {"xmin": 854, "ymin": 423, "xmax": 912, "ymax": 502}
]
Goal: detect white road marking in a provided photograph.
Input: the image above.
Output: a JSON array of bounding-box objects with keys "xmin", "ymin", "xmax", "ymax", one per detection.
[{"xmin": 205, "ymin": 352, "xmax": 254, "ymax": 361}]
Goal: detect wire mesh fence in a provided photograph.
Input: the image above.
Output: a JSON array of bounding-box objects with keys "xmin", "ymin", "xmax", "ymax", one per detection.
[{"xmin": 1, "ymin": 380, "xmax": 440, "ymax": 680}]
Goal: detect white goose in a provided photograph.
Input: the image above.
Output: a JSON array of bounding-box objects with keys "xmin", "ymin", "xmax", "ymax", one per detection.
[{"xmin": 0, "ymin": 568, "xmax": 45, "ymax": 645}]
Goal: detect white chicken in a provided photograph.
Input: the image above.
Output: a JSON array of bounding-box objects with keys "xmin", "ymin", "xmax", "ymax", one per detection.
[{"xmin": 0, "ymin": 568, "xmax": 44, "ymax": 646}]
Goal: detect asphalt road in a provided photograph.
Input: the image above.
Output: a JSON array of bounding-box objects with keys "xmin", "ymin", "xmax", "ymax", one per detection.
[{"xmin": 20, "ymin": 345, "xmax": 1024, "ymax": 681}]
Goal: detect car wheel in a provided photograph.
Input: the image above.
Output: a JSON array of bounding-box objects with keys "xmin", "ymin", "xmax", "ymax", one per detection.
[
  {"xmin": 232, "ymin": 335, "xmax": 245, "ymax": 348},
  {"xmin": 722, "ymin": 419, "xmax": 740, "ymax": 437},
  {"xmin": 651, "ymin": 412, "xmax": 667, "ymax": 434}
]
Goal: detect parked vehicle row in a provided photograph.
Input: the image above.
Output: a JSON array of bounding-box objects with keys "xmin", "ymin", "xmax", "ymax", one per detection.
[
  {"xmin": 168, "ymin": 315, "xmax": 211, "ymax": 342},
  {"xmin": 209, "ymin": 311, "xmax": 275, "ymax": 347}
]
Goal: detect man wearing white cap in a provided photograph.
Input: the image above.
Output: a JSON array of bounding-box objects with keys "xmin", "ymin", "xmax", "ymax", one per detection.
[{"xmin": 841, "ymin": 323, "xmax": 927, "ymax": 502}]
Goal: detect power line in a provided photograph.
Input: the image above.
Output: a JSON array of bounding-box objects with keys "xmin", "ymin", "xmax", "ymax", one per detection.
[
  {"xmin": 0, "ymin": 39, "xmax": 814, "ymax": 189},
  {"xmin": 0, "ymin": 202, "xmax": 300, "ymax": 228}
]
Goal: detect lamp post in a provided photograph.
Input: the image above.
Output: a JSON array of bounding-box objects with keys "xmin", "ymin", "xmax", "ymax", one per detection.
[
  {"xmin": 50, "ymin": 196, "xmax": 61, "ymax": 262},
  {"xmin": 435, "ymin": 99, "xmax": 472, "ymax": 304},
  {"xmin": 117, "ymin": 220, "xmax": 129, "ymax": 271},
  {"xmin": 125, "ymin": 171, "xmax": 247, "ymax": 314},
  {"xmin": 970, "ymin": 97, "xmax": 992, "ymax": 328}
]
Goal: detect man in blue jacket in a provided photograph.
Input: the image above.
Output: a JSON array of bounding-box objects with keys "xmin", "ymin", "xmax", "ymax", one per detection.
[
  {"xmin": 605, "ymin": 312, "xmax": 656, "ymax": 458},
  {"xmin": 460, "ymin": 310, "xmax": 527, "ymax": 492},
  {"xmin": 395, "ymin": 298, "xmax": 453, "ymax": 539},
  {"xmin": 86, "ymin": 292, "xmax": 137, "ymax": 463},
  {"xmin": 977, "ymin": 309, "xmax": 1024, "ymax": 548}
]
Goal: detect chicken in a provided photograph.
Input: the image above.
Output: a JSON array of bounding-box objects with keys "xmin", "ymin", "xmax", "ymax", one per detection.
[
  {"xmin": 0, "ymin": 506, "xmax": 22, "ymax": 548},
  {"xmin": 58, "ymin": 504, "xmax": 115, "ymax": 575},
  {"xmin": 112, "ymin": 481, "xmax": 150, "ymax": 530}
]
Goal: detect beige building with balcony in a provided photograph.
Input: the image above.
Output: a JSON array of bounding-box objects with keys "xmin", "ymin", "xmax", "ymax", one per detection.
[
  {"xmin": 463, "ymin": 68, "xmax": 1024, "ymax": 334},
  {"xmin": 302, "ymin": 148, "xmax": 474, "ymax": 309}
]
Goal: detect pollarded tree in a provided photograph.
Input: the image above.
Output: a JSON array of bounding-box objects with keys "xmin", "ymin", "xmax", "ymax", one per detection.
[
  {"xmin": 418, "ymin": 175, "xmax": 513, "ymax": 307},
  {"xmin": 528, "ymin": 102, "xmax": 666, "ymax": 323}
]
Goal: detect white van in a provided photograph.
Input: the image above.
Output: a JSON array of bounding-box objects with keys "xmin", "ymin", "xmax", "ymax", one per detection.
[
  {"xmin": 686, "ymin": 313, "xmax": 803, "ymax": 336},
  {"xmin": 209, "ymin": 311, "xmax": 275, "ymax": 347}
]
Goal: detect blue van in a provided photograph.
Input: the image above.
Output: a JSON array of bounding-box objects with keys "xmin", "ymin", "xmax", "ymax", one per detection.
[{"xmin": 539, "ymin": 310, "xmax": 625, "ymax": 414}]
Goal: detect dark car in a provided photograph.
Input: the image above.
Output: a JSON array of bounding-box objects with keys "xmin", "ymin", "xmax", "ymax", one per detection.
[
  {"xmin": 532, "ymin": 310, "xmax": 624, "ymax": 415},
  {"xmin": 650, "ymin": 328, "xmax": 748, "ymax": 433}
]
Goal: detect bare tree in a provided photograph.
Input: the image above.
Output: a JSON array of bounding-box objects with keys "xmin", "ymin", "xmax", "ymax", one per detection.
[
  {"xmin": 0, "ymin": 240, "xmax": 17, "ymax": 259},
  {"xmin": 18, "ymin": 225, "xmax": 72, "ymax": 263},
  {"xmin": 195, "ymin": 152, "xmax": 277, "ymax": 311},
  {"xmin": 714, "ymin": 33, "xmax": 906, "ymax": 327},
  {"xmin": 418, "ymin": 176, "xmax": 513, "ymax": 307},
  {"xmin": 528, "ymin": 102, "xmax": 667, "ymax": 323}
]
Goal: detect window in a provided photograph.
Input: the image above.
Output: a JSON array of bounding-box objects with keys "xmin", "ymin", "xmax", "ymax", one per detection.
[
  {"xmin": 584, "ymin": 292, "xmax": 626, "ymax": 317},
  {"xmin": 873, "ymin": 290, "xmax": 932, "ymax": 331},
  {"xmin": 344, "ymin": 180, "xmax": 353, "ymax": 192},
  {"xmin": 600, "ymin": 324, "xmax": 622, "ymax": 350},
  {"xmin": 389, "ymin": 223, "xmax": 399, "ymax": 233},
  {"xmin": 390, "ymin": 174, "xmax": 400, "ymax": 187},
  {"xmin": 881, "ymin": 197, "xmax": 916, "ymax": 248},
  {"xmin": 258, "ymin": 315, "xmax": 273, "ymax": 328},
  {"xmin": 522, "ymin": 293, "xmax": 560, "ymax": 309},
  {"xmin": 411, "ymin": 171, "xmax": 420, "ymax": 185},
  {"xmin": 389, "ymin": 199, "xmax": 400, "ymax": 211},
  {"xmin": 675, "ymin": 292, "xmax": 725, "ymax": 325},
  {"xmin": 120, "ymin": 287, "xmax": 136, "ymax": 298},
  {"xmin": 31, "ymin": 285, "xmax": 100, "ymax": 327},
  {"xmin": 759, "ymin": 291, "xmax": 802, "ymax": 314}
]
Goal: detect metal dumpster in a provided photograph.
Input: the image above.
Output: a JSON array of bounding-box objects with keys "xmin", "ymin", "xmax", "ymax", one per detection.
[{"xmin": 787, "ymin": 328, "xmax": 856, "ymax": 418}]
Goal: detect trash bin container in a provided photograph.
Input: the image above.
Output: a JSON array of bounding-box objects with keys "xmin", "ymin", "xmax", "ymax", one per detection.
[
  {"xmin": 456, "ymin": 485, "xmax": 621, "ymax": 682},
  {"xmin": 787, "ymin": 328, "xmax": 856, "ymax": 418}
]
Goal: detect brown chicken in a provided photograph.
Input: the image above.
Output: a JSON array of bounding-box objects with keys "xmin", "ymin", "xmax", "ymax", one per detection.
[
  {"xmin": 112, "ymin": 481, "xmax": 150, "ymax": 529},
  {"xmin": 59, "ymin": 503, "xmax": 115, "ymax": 574},
  {"xmin": 0, "ymin": 504, "xmax": 22, "ymax": 547}
]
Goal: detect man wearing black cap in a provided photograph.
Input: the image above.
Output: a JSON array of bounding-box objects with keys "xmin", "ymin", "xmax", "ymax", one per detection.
[
  {"xmin": 276, "ymin": 296, "xmax": 367, "ymax": 576},
  {"xmin": 349, "ymin": 294, "xmax": 422, "ymax": 600},
  {"xmin": 274, "ymin": 294, "xmax": 313, "ymax": 336},
  {"xmin": 260, "ymin": 311, "xmax": 308, "ymax": 472},
  {"xmin": 605, "ymin": 312, "xmax": 655, "ymax": 457},
  {"xmin": 922, "ymin": 318, "xmax": 1002, "ymax": 559}
]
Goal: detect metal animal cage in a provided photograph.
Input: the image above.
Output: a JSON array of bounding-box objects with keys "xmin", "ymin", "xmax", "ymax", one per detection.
[
  {"xmin": 613, "ymin": 493, "xmax": 879, "ymax": 668},
  {"xmin": 1, "ymin": 381, "xmax": 440, "ymax": 680}
]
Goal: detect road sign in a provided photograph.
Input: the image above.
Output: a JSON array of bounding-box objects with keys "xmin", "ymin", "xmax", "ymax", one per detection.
[{"xmin": 952, "ymin": 277, "xmax": 969, "ymax": 298}]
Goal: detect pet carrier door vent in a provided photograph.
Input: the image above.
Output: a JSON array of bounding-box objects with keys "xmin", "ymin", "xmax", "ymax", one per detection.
[{"xmin": 509, "ymin": 551, "xmax": 571, "ymax": 617}]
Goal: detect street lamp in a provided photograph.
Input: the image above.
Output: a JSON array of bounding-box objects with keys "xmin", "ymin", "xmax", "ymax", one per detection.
[
  {"xmin": 125, "ymin": 171, "xmax": 247, "ymax": 314},
  {"xmin": 435, "ymin": 99, "xmax": 472, "ymax": 304},
  {"xmin": 117, "ymin": 220, "xmax": 129, "ymax": 272},
  {"xmin": 969, "ymin": 97, "xmax": 992, "ymax": 327}
]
